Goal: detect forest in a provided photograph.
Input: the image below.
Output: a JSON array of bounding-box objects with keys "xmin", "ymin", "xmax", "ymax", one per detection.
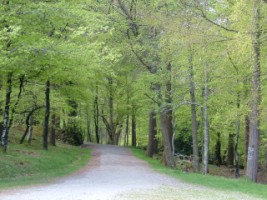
[{"xmin": 1, "ymin": 0, "xmax": 267, "ymax": 184}]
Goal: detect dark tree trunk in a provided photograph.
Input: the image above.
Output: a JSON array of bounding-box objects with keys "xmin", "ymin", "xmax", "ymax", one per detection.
[
  {"xmin": 86, "ymin": 106, "xmax": 91, "ymax": 142},
  {"xmin": 147, "ymin": 110, "xmax": 158, "ymax": 157},
  {"xmin": 132, "ymin": 113, "xmax": 136, "ymax": 147},
  {"xmin": 235, "ymin": 91, "xmax": 241, "ymax": 178},
  {"xmin": 244, "ymin": 115, "xmax": 250, "ymax": 165},
  {"xmin": 1, "ymin": 72, "xmax": 12, "ymax": 152},
  {"xmin": 246, "ymin": 0, "xmax": 261, "ymax": 182},
  {"xmin": 160, "ymin": 108, "xmax": 176, "ymax": 168},
  {"xmin": 202, "ymin": 66, "xmax": 209, "ymax": 175},
  {"xmin": 43, "ymin": 80, "xmax": 50, "ymax": 150},
  {"xmin": 50, "ymin": 114, "xmax": 56, "ymax": 146},
  {"xmin": 227, "ymin": 134, "xmax": 235, "ymax": 167},
  {"xmin": 20, "ymin": 106, "xmax": 43, "ymax": 144},
  {"xmin": 215, "ymin": 132, "xmax": 222, "ymax": 166},
  {"xmin": 188, "ymin": 46, "xmax": 199, "ymax": 172},
  {"xmin": 124, "ymin": 114, "xmax": 129, "ymax": 146},
  {"xmin": 9, "ymin": 74, "xmax": 24, "ymax": 129},
  {"xmin": 94, "ymin": 87, "xmax": 100, "ymax": 144}
]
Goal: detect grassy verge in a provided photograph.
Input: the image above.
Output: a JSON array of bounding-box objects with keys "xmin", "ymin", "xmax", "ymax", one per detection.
[
  {"xmin": 0, "ymin": 142, "xmax": 91, "ymax": 189},
  {"xmin": 131, "ymin": 148, "xmax": 267, "ymax": 199}
]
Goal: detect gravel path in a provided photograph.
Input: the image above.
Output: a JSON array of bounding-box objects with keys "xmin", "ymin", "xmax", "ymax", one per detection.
[{"xmin": 0, "ymin": 144, "xmax": 263, "ymax": 200}]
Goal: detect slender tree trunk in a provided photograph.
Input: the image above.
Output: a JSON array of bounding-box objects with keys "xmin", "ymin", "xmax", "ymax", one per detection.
[
  {"xmin": 43, "ymin": 80, "xmax": 50, "ymax": 150},
  {"xmin": 188, "ymin": 46, "xmax": 199, "ymax": 172},
  {"xmin": 244, "ymin": 115, "xmax": 250, "ymax": 165},
  {"xmin": 124, "ymin": 91, "xmax": 130, "ymax": 146},
  {"xmin": 215, "ymin": 132, "xmax": 222, "ymax": 166},
  {"xmin": 50, "ymin": 114, "xmax": 56, "ymax": 146},
  {"xmin": 108, "ymin": 78, "xmax": 115, "ymax": 145},
  {"xmin": 202, "ymin": 66, "xmax": 209, "ymax": 175},
  {"xmin": 165, "ymin": 63, "xmax": 173, "ymax": 146},
  {"xmin": 235, "ymin": 92, "xmax": 241, "ymax": 178},
  {"xmin": 86, "ymin": 106, "xmax": 91, "ymax": 142},
  {"xmin": 132, "ymin": 113, "xmax": 136, "ymax": 147},
  {"xmin": 227, "ymin": 134, "xmax": 235, "ymax": 167},
  {"xmin": 94, "ymin": 86, "xmax": 100, "ymax": 144},
  {"xmin": 9, "ymin": 74, "xmax": 24, "ymax": 129},
  {"xmin": 124, "ymin": 114, "xmax": 129, "ymax": 146},
  {"xmin": 27, "ymin": 115, "xmax": 33, "ymax": 144},
  {"xmin": 1, "ymin": 72, "xmax": 12, "ymax": 152},
  {"xmin": 147, "ymin": 110, "xmax": 158, "ymax": 157},
  {"xmin": 246, "ymin": 0, "xmax": 261, "ymax": 182}
]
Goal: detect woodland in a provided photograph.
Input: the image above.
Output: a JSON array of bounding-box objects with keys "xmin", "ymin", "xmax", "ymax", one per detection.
[{"xmin": 1, "ymin": 0, "xmax": 267, "ymax": 184}]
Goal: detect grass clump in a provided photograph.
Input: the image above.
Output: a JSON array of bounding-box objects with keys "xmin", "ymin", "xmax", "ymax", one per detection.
[
  {"xmin": 131, "ymin": 148, "xmax": 267, "ymax": 199},
  {"xmin": 0, "ymin": 142, "xmax": 91, "ymax": 189}
]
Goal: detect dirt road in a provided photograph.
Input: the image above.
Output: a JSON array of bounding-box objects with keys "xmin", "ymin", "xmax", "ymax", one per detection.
[{"xmin": 0, "ymin": 144, "xmax": 263, "ymax": 200}]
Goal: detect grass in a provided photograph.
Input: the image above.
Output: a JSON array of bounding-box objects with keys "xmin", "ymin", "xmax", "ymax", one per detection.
[
  {"xmin": 0, "ymin": 141, "xmax": 91, "ymax": 189},
  {"xmin": 131, "ymin": 148, "xmax": 267, "ymax": 199}
]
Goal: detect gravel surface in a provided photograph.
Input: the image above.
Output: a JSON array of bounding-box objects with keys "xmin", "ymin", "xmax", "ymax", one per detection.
[{"xmin": 0, "ymin": 144, "xmax": 263, "ymax": 200}]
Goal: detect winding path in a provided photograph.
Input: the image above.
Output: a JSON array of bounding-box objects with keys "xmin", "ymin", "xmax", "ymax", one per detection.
[{"xmin": 0, "ymin": 144, "xmax": 263, "ymax": 200}]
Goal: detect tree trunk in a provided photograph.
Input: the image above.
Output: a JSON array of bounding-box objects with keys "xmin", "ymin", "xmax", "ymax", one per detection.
[
  {"xmin": 132, "ymin": 113, "xmax": 136, "ymax": 147},
  {"xmin": 1, "ymin": 72, "xmax": 12, "ymax": 152},
  {"xmin": 227, "ymin": 134, "xmax": 235, "ymax": 167},
  {"xmin": 188, "ymin": 46, "xmax": 199, "ymax": 172},
  {"xmin": 235, "ymin": 92, "xmax": 241, "ymax": 178},
  {"xmin": 246, "ymin": 0, "xmax": 261, "ymax": 182},
  {"xmin": 27, "ymin": 116, "xmax": 33, "ymax": 144},
  {"xmin": 94, "ymin": 87, "xmax": 100, "ymax": 144},
  {"xmin": 8, "ymin": 74, "xmax": 24, "ymax": 129},
  {"xmin": 215, "ymin": 132, "xmax": 222, "ymax": 166},
  {"xmin": 147, "ymin": 110, "xmax": 158, "ymax": 157},
  {"xmin": 160, "ymin": 108, "xmax": 176, "ymax": 168},
  {"xmin": 86, "ymin": 106, "xmax": 91, "ymax": 142},
  {"xmin": 50, "ymin": 114, "xmax": 56, "ymax": 146},
  {"xmin": 202, "ymin": 66, "xmax": 209, "ymax": 175},
  {"xmin": 165, "ymin": 63, "xmax": 173, "ymax": 146},
  {"xmin": 43, "ymin": 80, "xmax": 50, "ymax": 150},
  {"xmin": 244, "ymin": 115, "xmax": 250, "ymax": 165},
  {"xmin": 20, "ymin": 106, "xmax": 43, "ymax": 144},
  {"xmin": 124, "ymin": 113, "xmax": 129, "ymax": 146}
]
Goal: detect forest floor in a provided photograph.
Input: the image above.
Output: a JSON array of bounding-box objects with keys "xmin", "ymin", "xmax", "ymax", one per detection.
[{"xmin": 0, "ymin": 143, "xmax": 264, "ymax": 200}]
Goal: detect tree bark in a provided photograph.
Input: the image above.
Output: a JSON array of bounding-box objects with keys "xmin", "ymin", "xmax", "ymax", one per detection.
[
  {"xmin": 147, "ymin": 110, "xmax": 158, "ymax": 157},
  {"xmin": 20, "ymin": 106, "xmax": 43, "ymax": 144},
  {"xmin": 1, "ymin": 72, "xmax": 12, "ymax": 152},
  {"xmin": 202, "ymin": 66, "xmax": 209, "ymax": 175},
  {"xmin": 188, "ymin": 46, "xmax": 199, "ymax": 172},
  {"xmin": 94, "ymin": 87, "xmax": 100, "ymax": 144},
  {"xmin": 124, "ymin": 113, "xmax": 129, "ymax": 146},
  {"xmin": 246, "ymin": 0, "xmax": 261, "ymax": 182},
  {"xmin": 8, "ymin": 74, "xmax": 24, "ymax": 129},
  {"xmin": 50, "ymin": 114, "xmax": 56, "ymax": 146},
  {"xmin": 227, "ymin": 134, "xmax": 235, "ymax": 167},
  {"xmin": 215, "ymin": 132, "xmax": 222, "ymax": 166},
  {"xmin": 86, "ymin": 106, "xmax": 92, "ymax": 142},
  {"xmin": 244, "ymin": 115, "xmax": 250, "ymax": 165},
  {"xmin": 160, "ymin": 108, "xmax": 176, "ymax": 168},
  {"xmin": 43, "ymin": 80, "xmax": 50, "ymax": 150},
  {"xmin": 132, "ymin": 113, "xmax": 136, "ymax": 147}
]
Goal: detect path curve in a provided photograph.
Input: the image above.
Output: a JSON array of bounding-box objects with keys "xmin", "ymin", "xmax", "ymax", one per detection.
[{"xmin": 0, "ymin": 144, "xmax": 263, "ymax": 200}]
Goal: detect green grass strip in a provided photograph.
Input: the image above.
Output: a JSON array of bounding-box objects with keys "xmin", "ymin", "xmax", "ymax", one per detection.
[
  {"xmin": 131, "ymin": 148, "xmax": 267, "ymax": 199},
  {"xmin": 0, "ymin": 143, "xmax": 91, "ymax": 189}
]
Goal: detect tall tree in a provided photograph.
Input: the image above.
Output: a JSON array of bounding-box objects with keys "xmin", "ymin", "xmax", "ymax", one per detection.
[{"xmin": 246, "ymin": 0, "xmax": 261, "ymax": 182}]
